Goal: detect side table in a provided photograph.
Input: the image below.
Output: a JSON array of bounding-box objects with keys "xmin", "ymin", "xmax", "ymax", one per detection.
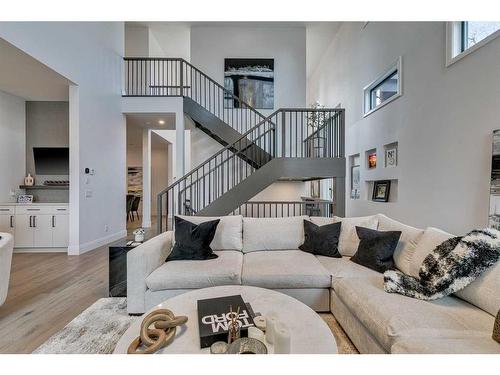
[{"xmin": 109, "ymin": 239, "xmax": 143, "ymax": 297}]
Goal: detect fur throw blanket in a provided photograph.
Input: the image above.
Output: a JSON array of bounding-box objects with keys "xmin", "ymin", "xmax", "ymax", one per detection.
[{"xmin": 384, "ymin": 228, "xmax": 500, "ymax": 300}]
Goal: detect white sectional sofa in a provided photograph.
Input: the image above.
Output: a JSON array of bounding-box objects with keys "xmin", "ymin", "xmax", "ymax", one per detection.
[
  {"xmin": 127, "ymin": 214, "xmax": 500, "ymax": 353},
  {"xmin": 0, "ymin": 232, "xmax": 14, "ymax": 307}
]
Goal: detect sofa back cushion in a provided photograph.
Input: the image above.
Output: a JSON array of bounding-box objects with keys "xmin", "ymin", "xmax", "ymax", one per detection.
[
  {"xmin": 408, "ymin": 227, "xmax": 455, "ymax": 278},
  {"xmin": 377, "ymin": 214, "xmax": 424, "ymax": 275},
  {"xmin": 242, "ymin": 216, "xmax": 308, "ymax": 253},
  {"xmin": 333, "ymin": 215, "xmax": 379, "ymax": 256},
  {"xmin": 454, "ymin": 259, "xmax": 500, "ymax": 316},
  {"xmin": 177, "ymin": 215, "xmax": 243, "ymax": 251}
]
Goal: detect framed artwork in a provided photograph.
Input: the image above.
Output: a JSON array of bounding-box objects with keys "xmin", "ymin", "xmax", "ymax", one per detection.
[
  {"xmin": 489, "ymin": 130, "xmax": 500, "ymax": 229},
  {"xmin": 18, "ymin": 194, "xmax": 34, "ymax": 204},
  {"xmin": 367, "ymin": 152, "xmax": 377, "ymax": 169},
  {"xmin": 385, "ymin": 148, "xmax": 397, "ymax": 167},
  {"xmin": 350, "ymin": 165, "xmax": 360, "ymax": 199},
  {"xmin": 372, "ymin": 180, "xmax": 391, "ymax": 202},
  {"xmin": 127, "ymin": 167, "xmax": 143, "ymax": 196},
  {"xmin": 224, "ymin": 58, "xmax": 274, "ymax": 109}
]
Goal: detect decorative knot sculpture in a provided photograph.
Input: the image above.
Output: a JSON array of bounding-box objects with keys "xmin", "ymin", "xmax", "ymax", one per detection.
[{"xmin": 127, "ymin": 309, "xmax": 188, "ymax": 354}]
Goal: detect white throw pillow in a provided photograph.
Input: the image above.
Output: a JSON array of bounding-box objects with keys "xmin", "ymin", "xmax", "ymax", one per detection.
[
  {"xmin": 177, "ymin": 215, "xmax": 243, "ymax": 251},
  {"xmin": 377, "ymin": 214, "xmax": 424, "ymax": 275},
  {"xmin": 242, "ymin": 216, "xmax": 308, "ymax": 253},
  {"xmin": 333, "ymin": 215, "xmax": 379, "ymax": 256},
  {"xmin": 408, "ymin": 227, "xmax": 455, "ymax": 278}
]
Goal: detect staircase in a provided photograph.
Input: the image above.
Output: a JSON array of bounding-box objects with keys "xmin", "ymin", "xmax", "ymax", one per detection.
[{"xmin": 123, "ymin": 58, "xmax": 345, "ymax": 233}]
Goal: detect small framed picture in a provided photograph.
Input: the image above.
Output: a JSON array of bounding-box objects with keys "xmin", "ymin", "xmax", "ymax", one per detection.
[
  {"xmin": 372, "ymin": 180, "xmax": 391, "ymax": 202},
  {"xmin": 18, "ymin": 194, "xmax": 34, "ymax": 204},
  {"xmin": 385, "ymin": 148, "xmax": 397, "ymax": 167},
  {"xmin": 367, "ymin": 152, "xmax": 377, "ymax": 169}
]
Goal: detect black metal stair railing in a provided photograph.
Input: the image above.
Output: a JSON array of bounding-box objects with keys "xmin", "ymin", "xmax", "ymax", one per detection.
[
  {"xmin": 157, "ymin": 108, "xmax": 345, "ymax": 232},
  {"xmin": 123, "ymin": 58, "xmax": 266, "ymax": 134},
  {"xmin": 232, "ymin": 200, "xmax": 336, "ymax": 218}
]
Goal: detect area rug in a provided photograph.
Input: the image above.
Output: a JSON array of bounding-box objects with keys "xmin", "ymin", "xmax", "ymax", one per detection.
[
  {"xmin": 33, "ymin": 298, "xmax": 137, "ymax": 354},
  {"xmin": 33, "ymin": 297, "xmax": 358, "ymax": 354}
]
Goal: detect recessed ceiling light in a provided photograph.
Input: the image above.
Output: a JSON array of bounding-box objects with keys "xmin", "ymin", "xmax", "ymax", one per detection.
[{"xmin": 158, "ymin": 120, "xmax": 165, "ymax": 125}]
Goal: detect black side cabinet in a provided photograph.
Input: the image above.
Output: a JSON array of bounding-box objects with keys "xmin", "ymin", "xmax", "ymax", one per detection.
[{"xmin": 109, "ymin": 240, "xmax": 141, "ymax": 297}]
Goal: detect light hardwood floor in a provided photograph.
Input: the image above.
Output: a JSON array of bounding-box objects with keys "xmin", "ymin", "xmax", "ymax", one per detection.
[
  {"xmin": 0, "ymin": 246, "xmax": 109, "ymax": 353},
  {"xmin": 0, "ymin": 238, "xmax": 357, "ymax": 354}
]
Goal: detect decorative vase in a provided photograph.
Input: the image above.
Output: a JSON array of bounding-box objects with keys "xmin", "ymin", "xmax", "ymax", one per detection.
[{"xmin": 24, "ymin": 173, "xmax": 34, "ymax": 186}]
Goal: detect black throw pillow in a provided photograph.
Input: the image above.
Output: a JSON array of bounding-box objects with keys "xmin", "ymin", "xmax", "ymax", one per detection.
[
  {"xmin": 167, "ymin": 216, "xmax": 220, "ymax": 261},
  {"xmin": 299, "ymin": 220, "xmax": 342, "ymax": 258},
  {"xmin": 351, "ymin": 226, "xmax": 401, "ymax": 273}
]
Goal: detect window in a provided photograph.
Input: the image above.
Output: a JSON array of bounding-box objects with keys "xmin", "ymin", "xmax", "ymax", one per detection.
[
  {"xmin": 447, "ymin": 22, "xmax": 500, "ymax": 66},
  {"xmin": 363, "ymin": 57, "xmax": 402, "ymax": 117}
]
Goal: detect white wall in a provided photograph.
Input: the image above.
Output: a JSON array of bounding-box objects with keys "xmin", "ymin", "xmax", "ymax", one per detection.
[
  {"xmin": 308, "ymin": 22, "xmax": 500, "ymax": 234},
  {"xmin": 0, "ymin": 90, "xmax": 25, "ymax": 202},
  {"xmin": 0, "ymin": 22, "xmax": 126, "ymax": 254},
  {"xmin": 190, "ymin": 25, "xmax": 307, "ymax": 115},
  {"xmin": 125, "ymin": 24, "xmax": 149, "ymax": 57},
  {"xmin": 148, "ymin": 24, "xmax": 190, "ymax": 60},
  {"xmin": 151, "ymin": 132, "xmax": 169, "ymax": 216}
]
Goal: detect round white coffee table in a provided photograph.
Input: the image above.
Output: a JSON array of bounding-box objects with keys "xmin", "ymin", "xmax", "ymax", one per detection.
[{"xmin": 114, "ymin": 285, "xmax": 337, "ymax": 354}]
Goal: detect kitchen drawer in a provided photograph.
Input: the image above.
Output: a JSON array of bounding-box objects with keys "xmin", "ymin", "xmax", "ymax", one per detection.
[
  {"xmin": 0, "ymin": 206, "xmax": 15, "ymax": 215},
  {"xmin": 14, "ymin": 205, "xmax": 69, "ymax": 215}
]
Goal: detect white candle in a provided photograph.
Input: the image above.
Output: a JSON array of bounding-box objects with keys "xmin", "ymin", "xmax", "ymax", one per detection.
[
  {"xmin": 248, "ymin": 326, "xmax": 265, "ymax": 342},
  {"xmin": 265, "ymin": 315, "xmax": 278, "ymax": 344},
  {"xmin": 273, "ymin": 322, "xmax": 291, "ymax": 354},
  {"xmin": 253, "ymin": 316, "xmax": 266, "ymax": 332}
]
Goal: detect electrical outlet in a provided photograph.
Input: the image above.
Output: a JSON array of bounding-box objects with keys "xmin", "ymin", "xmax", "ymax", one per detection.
[
  {"xmin": 85, "ymin": 190, "xmax": 93, "ymax": 198},
  {"xmin": 104, "ymin": 224, "xmax": 109, "ymax": 232}
]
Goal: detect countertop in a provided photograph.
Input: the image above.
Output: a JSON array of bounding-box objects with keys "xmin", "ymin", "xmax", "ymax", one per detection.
[{"xmin": 0, "ymin": 202, "xmax": 69, "ymax": 206}]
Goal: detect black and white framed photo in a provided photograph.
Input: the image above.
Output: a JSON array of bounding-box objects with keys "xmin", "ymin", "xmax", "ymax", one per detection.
[
  {"xmin": 385, "ymin": 147, "xmax": 397, "ymax": 167},
  {"xmin": 372, "ymin": 180, "xmax": 391, "ymax": 202},
  {"xmin": 224, "ymin": 58, "xmax": 274, "ymax": 109},
  {"xmin": 17, "ymin": 194, "xmax": 34, "ymax": 204}
]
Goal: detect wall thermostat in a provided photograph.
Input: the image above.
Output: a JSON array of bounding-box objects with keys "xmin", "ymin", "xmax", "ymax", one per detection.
[{"xmin": 84, "ymin": 168, "xmax": 95, "ymax": 175}]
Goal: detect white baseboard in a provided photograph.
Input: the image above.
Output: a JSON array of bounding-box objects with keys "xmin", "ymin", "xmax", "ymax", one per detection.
[
  {"xmin": 14, "ymin": 247, "xmax": 68, "ymax": 253},
  {"xmin": 68, "ymin": 229, "xmax": 127, "ymax": 255}
]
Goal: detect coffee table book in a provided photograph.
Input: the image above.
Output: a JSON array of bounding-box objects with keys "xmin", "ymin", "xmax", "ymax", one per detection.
[{"xmin": 197, "ymin": 294, "xmax": 255, "ymax": 348}]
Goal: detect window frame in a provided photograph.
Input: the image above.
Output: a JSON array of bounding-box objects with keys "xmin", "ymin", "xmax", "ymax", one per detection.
[
  {"xmin": 446, "ymin": 21, "xmax": 500, "ymax": 67},
  {"xmin": 363, "ymin": 56, "xmax": 402, "ymax": 118}
]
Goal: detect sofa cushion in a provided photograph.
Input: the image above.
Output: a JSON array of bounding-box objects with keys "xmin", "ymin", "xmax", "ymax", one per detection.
[
  {"xmin": 167, "ymin": 216, "xmax": 220, "ymax": 261},
  {"xmin": 146, "ymin": 251, "xmax": 242, "ymax": 291},
  {"xmin": 454, "ymin": 261, "xmax": 500, "ymax": 316},
  {"xmin": 242, "ymin": 216, "xmax": 307, "ymax": 253},
  {"xmin": 391, "ymin": 336, "xmax": 500, "ymax": 354},
  {"xmin": 351, "ymin": 226, "xmax": 401, "ymax": 273},
  {"xmin": 408, "ymin": 227, "xmax": 455, "ymax": 278},
  {"xmin": 242, "ymin": 250, "xmax": 331, "ymax": 288},
  {"xmin": 299, "ymin": 220, "xmax": 342, "ymax": 258},
  {"xmin": 334, "ymin": 277, "xmax": 494, "ymax": 351},
  {"xmin": 177, "ymin": 215, "xmax": 243, "ymax": 251},
  {"xmin": 309, "ymin": 216, "xmax": 335, "ymax": 226},
  {"xmin": 376, "ymin": 214, "xmax": 424, "ymax": 274},
  {"xmin": 333, "ymin": 215, "xmax": 379, "ymax": 256},
  {"xmin": 316, "ymin": 256, "xmax": 380, "ymax": 288}
]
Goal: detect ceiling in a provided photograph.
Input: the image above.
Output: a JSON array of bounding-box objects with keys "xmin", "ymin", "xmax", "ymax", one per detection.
[
  {"xmin": 0, "ymin": 37, "xmax": 72, "ymax": 101},
  {"xmin": 126, "ymin": 113, "xmax": 177, "ymax": 147}
]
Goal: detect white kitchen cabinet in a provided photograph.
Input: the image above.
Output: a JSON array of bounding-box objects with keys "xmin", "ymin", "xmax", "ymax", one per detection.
[
  {"xmin": 0, "ymin": 207, "xmax": 15, "ymax": 235},
  {"xmin": 0, "ymin": 204, "xmax": 69, "ymax": 251},
  {"xmin": 52, "ymin": 213, "xmax": 69, "ymax": 247},
  {"xmin": 33, "ymin": 214, "xmax": 54, "ymax": 247},
  {"xmin": 14, "ymin": 214, "xmax": 33, "ymax": 248}
]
